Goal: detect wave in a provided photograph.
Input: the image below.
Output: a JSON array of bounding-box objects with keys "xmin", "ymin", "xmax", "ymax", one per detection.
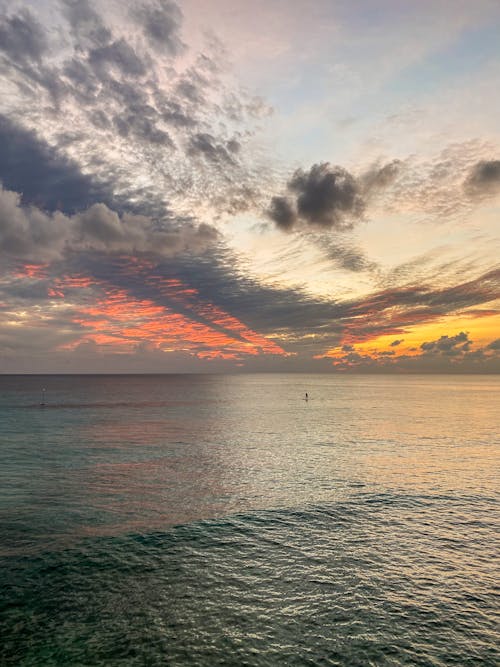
[{"xmin": 2, "ymin": 498, "xmax": 498, "ymax": 666}]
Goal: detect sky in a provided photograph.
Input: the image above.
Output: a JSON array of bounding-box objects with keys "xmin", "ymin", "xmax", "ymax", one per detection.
[{"xmin": 0, "ymin": 0, "xmax": 499, "ymax": 373}]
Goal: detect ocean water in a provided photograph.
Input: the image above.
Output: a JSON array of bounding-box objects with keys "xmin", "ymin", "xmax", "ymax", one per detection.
[{"xmin": 0, "ymin": 373, "xmax": 498, "ymax": 666}]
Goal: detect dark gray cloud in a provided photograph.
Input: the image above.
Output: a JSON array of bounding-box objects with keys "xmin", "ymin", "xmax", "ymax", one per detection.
[
  {"xmin": 88, "ymin": 109, "xmax": 111, "ymax": 129},
  {"xmin": 421, "ymin": 331, "xmax": 470, "ymax": 355},
  {"xmin": 0, "ymin": 8, "xmax": 64, "ymax": 103},
  {"xmin": 266, "ymin": 162, "xmax": 397, "ymax": 271},
  {"xmin": 0, "ymin": 321, "xmax": 78, "ymax": 355},
  {"xmin": 0, "ymin": 8, "xmax": 47, "ymax": 64},
  {"xmin": 62, "ymin": 57, "xmax": 99, "ymax": 103},
  {"xmin": 160, "ymin": 99, "xmax": 197, "ymax": 128},
  {"xmin": 0, "ymin": 185, "xmax": 219, "ymax": 262},
  {"xmin": 267, "ymin": 161, "xmax": 399, "ymax": 232},
  {"xmin": 0, "ymin": 114, "xmax": 114, "ymax": 213},
  {"xmin": 88, "ymin": 38, "xmax": 146, "ymax": 77},
  {"xmin": 390, "ymin": 339, "xmax": 403, "ymax": 346},
  {"xmin": 290, "ymin": 163, "xmax": 363, "ymax": 229},
  {"xmin": 134, "ymin": 0, "xmax": 185, "ymax": 56},
  {"xmin": 0, "ymin": 112, "xmax": 172, "ymax": 218},
  {"xmin": 62, "ymin": 0, "xmax": 111, "ymax": 49},
  {"xmin": 0, "ymin": 187, "xmax": 66, "ymax": 260},
  {"xmin": 187, "ymin": 133, "xmax": 238, "ymax": 165},
  {"xmin": 267, "ymin": 196, "xmax": 296, "ymax": 231},
  {"xmin": 113, "ymin": 111, "xmax": 174, "ymax": 147},
  {"xmin": 487, "ymin": 338, "xmax": 500, "ymax": 350},
  {"xmin": 464, "ymin": 160, "xmax": 500, "ymax": 197},
  {"xmin": 176, "ymin": 76, "xmax": 206, "ymax": 107}
]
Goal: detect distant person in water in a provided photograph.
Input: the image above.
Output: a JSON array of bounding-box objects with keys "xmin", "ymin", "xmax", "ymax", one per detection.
[{"xmin": 305, "ymin": 392, "xmax": 308, "ymax": 400}]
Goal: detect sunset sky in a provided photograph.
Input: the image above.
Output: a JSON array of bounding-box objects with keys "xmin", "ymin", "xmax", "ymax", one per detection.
[{"xmin": 0, "ymin": 0, "xmax": 499, "ymax": 372}]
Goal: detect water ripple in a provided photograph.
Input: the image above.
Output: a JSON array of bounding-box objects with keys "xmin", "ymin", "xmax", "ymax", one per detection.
[{"xmin": 1, "ymin": 496, "xmax": 498, "ymax": 666}]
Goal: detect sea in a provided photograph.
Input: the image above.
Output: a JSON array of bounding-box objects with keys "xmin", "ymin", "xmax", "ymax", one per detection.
[{"xmin": 0, "ymin": 374, "xmax": 498, "ymax": 666}]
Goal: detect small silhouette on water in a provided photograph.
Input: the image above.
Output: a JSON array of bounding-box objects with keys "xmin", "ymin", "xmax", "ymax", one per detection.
[
  {"xmin": 40, "ymin": 388, "xmax": 46, "ymax": 407},
  {"xmin": 305, "ymin": 392, "xmax": 308, "ymax": 401}
]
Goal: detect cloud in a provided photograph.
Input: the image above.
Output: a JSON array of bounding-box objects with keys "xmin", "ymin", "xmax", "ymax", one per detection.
[
  {"xmin": 420, "ymin": 331, "xmax": 471, "ymax": 355},
  {"xmin": 270, "ymin": 162, "xmax": 364, "ymax": 230},
  {"xmin": 0, "ymin": 111, "xmax": 175, "ymax": 219},
  {"xmin": 0, "ymin": 8, "xmax": 48, "ymax": 64},
  {"xmin": 113, "ymin": 110, "xmax": 174, "ymax": 147},
  {"xmin": 289, "ymin": 163, "xmax": 363, "ymax": 228},
  {"xmin": 360, "ymin": 160, "xmax": 402, "ymax": 195},
  {"xmin": 266, "ymin": 196, "xmax": 296, "ymax": 231},
  {"xmin": 487, "ymin": 338, "xmax": 500, "ymax": 350},
  {"xmin": 369, "ymin": 141, "xmax": 497, "ymax": 220},
  {"xmin": 0, "ymin": 0, "xmax": 264, "ymax": 225},
  {"xmin": 464, "ymin": 160, "xmax": 500, "ymax": 197},
  {"xmin": 323, "ymin": 346, "xmax": 500, "ymax": 374},
  {"xmin": 62, "ymin": 0, "xmax": 111, "ymax": 49},
  {"xmin": 317, "ymin": 329, "xmax": 500, "ymax": 373},
  {"xmin": 88, "ymin": 38, "xmax": 146, "ymax": 77},
  {"xmin": 187, "ymin": 133, "xmax": 238, "ymax": 166},
  {"xmin": 267, "ymin": 160, "xmax": 401, "ymax": 233},
  {"xmin": 0, "ymin": 187, "xmax": 66, "ymax": 260},
  {"xmin": 160, "ymin": 99, "xmax": 197, "ymax": 128},
  {"xmin": 0, "ymin": 185, "xmax": 219, "ymax": 262},
  {"xmin": 335, "ymin": 268, "xmax": 500, "ymax": 344},
  {"xmin": 2, "ymin": 214, "xmax": 499, "ymax": 371},
  {"xmin": 317, "ymin": 236, "xmax": 378, "ymax": 273},
  {"xmin": 0, "ymin": 8, "xmax": 64, "ymax": 103},
  {"xmin": 0, "ymin": 114, "xmax": 115, "ymax": 213},
  {"xmin": 1, "ymin": 247, "xmax": 314, "ymax": 366},
  {"xmin": 134, "ymin": 0, "xmax": 185, "ymax": 56},
  {"xmin": 390, "ymin": 339, "xmax": 403, "ymax": 346},
  {"xmin": 34, "ymin": 245, "xmax": 342, "ymax": 362}
]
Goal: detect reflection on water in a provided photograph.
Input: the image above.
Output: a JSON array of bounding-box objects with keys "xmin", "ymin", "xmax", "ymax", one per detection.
[
  {"xmin": 1, "ymin": 374, "xmax": 499, "ymax": 666},
  {"xmin": 1, "ymin": 374, "xmax": 499, "ymax": 553}
]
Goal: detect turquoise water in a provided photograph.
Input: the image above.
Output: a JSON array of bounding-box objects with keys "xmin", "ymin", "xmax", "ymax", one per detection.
[{"xmin": 1, "ymin": 374, "xmax": 499, "ymax": 665}]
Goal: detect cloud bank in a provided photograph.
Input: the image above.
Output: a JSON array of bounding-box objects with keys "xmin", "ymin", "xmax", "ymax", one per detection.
[{"xmin": 0, "ymin": 186, "xmax": 218, "ymax": 262}]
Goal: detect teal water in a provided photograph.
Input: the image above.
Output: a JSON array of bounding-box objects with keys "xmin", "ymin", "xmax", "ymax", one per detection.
[{"xmin": 1, "ymin": 374, "xmax": 499, "ymax": 665}]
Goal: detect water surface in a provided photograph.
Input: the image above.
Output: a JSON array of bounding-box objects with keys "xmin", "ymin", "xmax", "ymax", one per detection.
[{"xmin": 1, "ymin": 374, "xmax": 498, "ymax": 665}]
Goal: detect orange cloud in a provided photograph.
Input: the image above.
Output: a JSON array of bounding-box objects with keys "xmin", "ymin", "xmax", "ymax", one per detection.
[
  {"xmin": 64, "ymin": 279, "xmax": 287, "ymax": 360},
  {"xmin": 15, "ymin": 263, "xmax": 48, "ymax": 279},
  {"xmin": 55, "ymin": 275, "xmax": 96, "ymax": 289},
  {"xmin": 48, "ymin": 288, "xmax": 65, "ymax": 298}
]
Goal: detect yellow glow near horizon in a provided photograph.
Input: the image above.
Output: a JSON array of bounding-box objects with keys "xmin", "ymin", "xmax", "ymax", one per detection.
[{"xmin": 354, "ymin": 309, "xmax": 500, "ymax": 356}]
